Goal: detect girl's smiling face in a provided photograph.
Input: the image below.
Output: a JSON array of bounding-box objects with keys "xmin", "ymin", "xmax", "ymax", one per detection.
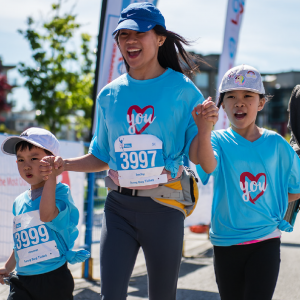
[
  {"xmin": 222, "ymin": 90, "xmax": 266, "ymax": 134},
  {"xmin": 117, "ymin": 29, "xmax": 166, "ymax": 78}
]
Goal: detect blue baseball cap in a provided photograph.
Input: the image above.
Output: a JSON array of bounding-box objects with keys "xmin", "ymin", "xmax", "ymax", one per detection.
[{"xmin": 112, "ymin": 2, "xmax": 166, "ymax": 35}]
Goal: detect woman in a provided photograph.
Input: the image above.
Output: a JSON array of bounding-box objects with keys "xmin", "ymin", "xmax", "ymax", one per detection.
[{"xmin": 41, "ymin": 2, "xmax": 218, "ymax": 299}]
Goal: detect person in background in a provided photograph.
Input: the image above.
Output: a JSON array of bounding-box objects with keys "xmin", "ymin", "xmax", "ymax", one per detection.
[{"xmin": 288, "ymin": 85, "xmax": 300, "ymax": 155}]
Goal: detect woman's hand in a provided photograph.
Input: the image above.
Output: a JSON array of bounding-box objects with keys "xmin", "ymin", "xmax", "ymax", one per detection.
[
  {"xmin": 192, "ymin": 97, "xmax": 219, "ymax": 132},
  {"xmin": 40, "ymin": 156, "xmax": 65, "ymax": 180}
]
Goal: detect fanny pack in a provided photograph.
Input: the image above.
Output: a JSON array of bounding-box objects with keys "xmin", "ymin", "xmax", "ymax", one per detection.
[{"xmin": 105, "ymin": 167, "xmax": 199, "ymax": 217}]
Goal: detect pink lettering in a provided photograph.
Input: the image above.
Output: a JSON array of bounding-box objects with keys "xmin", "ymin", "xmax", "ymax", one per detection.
[
  {"xmin": 7, "ymin": 177, "xmax": 18, "ymax": 186},
  {"xmin": 0, "ymin": 178, "xmax": 6, "ymax": 186}
]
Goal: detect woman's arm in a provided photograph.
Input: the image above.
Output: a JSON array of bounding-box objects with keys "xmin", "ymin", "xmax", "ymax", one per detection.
[
  {"xmin": 40, "ymin": 153, "xmax": 109, "ymax": 180},
  {"xmin": 288, "ymin": 193, "xmax": 300, "ymax": 202},
  {"xmin": 63, "ymin": 154, "xmax": 109, "ymax": 172}
]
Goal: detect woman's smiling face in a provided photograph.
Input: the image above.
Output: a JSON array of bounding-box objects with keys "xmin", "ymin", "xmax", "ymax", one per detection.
[
  {"xmin": 117, "ymin": 29, "xmax": 165, "ymax": 75},
  {"xmin": 222, "ymin": 90, "xmax": 265, "ymax": 132}
]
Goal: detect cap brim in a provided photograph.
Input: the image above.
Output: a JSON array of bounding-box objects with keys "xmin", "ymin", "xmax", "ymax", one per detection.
[
  {"xmin": 1, "ymin": 136, "xmax": 53, "ymax": 156},
  {"xmin": 112, "ymin": 19, "xmax": 155, "ymax": 35},
  {"xmin": 219, "ymin": 87, "xmax": 264, "ymax": 94}
]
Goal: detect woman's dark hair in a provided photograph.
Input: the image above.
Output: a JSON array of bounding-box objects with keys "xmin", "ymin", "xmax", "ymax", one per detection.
[
  {"xmin": 114, "ymin": 25, "xmax": 206, "ymax": 77},
  {"xmin": 217, "ymin": 92, "xmax": 272, "ymax": 108},
  {"xmin": 16, "ymin": 141, "xmax": 53, "ymax": 156}
]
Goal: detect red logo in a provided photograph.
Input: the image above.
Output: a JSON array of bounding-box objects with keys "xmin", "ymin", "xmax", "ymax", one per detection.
[
  {"xmin": 127, "ymin": 105, "xmax": 155, "ymax": 134},
  {"xmin": 58, "ymin": 171, "xmax": 71, "ymax": 188},
  {"xmin": 231, "ymin": 3, "xmax": 244, "ymax": 25},
  {"xmin": 239, "ymin": 172, "xmax": 267, "ymax": 204}
]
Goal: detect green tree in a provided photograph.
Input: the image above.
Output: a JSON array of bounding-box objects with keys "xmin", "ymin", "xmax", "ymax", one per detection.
[{"xmin": 18, "ymin": 1, "xmax": 94, "ymax": 139}]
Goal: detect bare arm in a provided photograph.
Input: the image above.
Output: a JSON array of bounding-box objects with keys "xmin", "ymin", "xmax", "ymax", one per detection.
[
  {"xmin": 64, "ymin": 153, "xmax": 109, "ymax": 173},
  {"xmin": 0, "ymin": 250, "xmax": 16, "ymax": 284},
  {"xmin": 39, "ymin": 157, "xmax": 59, "ymax": 222},
  {"xmin": 189, "ymin": 99, "xmax": 218, "ymax": 173},
  {"xmin": 288, "ymin": 193, "xmax": 300, "ymax": 202},
  {"xmin": 190, "ymin": 128, "xmax": 217, "ymax": 173},
  {"xmin": 40, "ymin": 153, "xmax": 109, "ymax": 180}
]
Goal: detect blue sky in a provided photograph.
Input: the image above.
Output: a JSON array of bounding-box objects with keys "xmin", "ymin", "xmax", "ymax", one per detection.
[{"xmin": 1, "ymin": 0, "xmax": 299, "ymax": 111}]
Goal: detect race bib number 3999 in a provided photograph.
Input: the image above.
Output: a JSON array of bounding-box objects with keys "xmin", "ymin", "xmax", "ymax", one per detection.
[
  {"xmin": 115, "ymin": 135, "xmax": 167, "ymax": 187},
  {"xmin": 13, "ymin": 210, "xmax": 60, "ymax": 267}
]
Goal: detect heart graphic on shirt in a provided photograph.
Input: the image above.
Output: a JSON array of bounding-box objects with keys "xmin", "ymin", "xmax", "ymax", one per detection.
[
  {"xmin": 127, "ymin": 105, "xmax": 155, "ymax": 134},
  {"xmin": 239, "ymin": 172, "xmax": 267, "ymax": 204}
]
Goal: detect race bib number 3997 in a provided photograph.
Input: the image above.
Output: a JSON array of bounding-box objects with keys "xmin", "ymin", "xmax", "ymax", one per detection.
[
  {"xmin": 115, "ymin": 135, "xmax": 167, "ymax": 187},
  {"xmin": 13, "ymin": 210, "xmax": 60, "ymax": 267}
]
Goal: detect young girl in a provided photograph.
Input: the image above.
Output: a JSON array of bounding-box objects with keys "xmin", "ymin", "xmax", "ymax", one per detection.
[
  {"xmin": 40, "ymin": 2, "xmax": 218, "ymax": 299},
  {"xmin": 193, "ymin": 65, "xmax": 300, "ymax": 300}
]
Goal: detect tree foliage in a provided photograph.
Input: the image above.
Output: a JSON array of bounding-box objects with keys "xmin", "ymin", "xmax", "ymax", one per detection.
[
  {"xmin": 18, "ymin": 1, "xmax": 94, "ymax": 138},
  {"xmin": 0, "ymin": 75, "xmax": 13, "ymax": 113}
]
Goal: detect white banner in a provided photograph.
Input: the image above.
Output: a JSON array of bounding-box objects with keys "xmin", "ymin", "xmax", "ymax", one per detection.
[
  {"xmin": 186, "ymin": 0, "xmax": 246, "ymax": 227},
  {"xmin": 0, "ymin": 134, "xmax": 85, "ymax": 261},
  {"xmin": 92, "ymin": 0, "xmax": 158, "ymax": 132},
  {"xmin": 215, "ymin": 0, "xmax": 246, "ymax": 130}
]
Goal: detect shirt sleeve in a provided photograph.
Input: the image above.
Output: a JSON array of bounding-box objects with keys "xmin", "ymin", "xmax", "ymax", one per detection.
[
  {"xmin": 88, "ymin": 96, "xmax": 110, "ymax": 163},
  {"xmin": 46, "ymin": 184, "xmax": 80, "ymax": 250},
  {"xmin": 196, "ymin": 131, "xmax": 221, "ymax": 185},
  {"xmin": 12, "ymin": 202, "xmax": 16, "ymax": 216},
  {"xmin": 288, "ymin": 152, "xmax": 300, "ymax": 194},
  {"xmin": 183, "ymin": 89, "xmax": 205, "ymax": 159}
]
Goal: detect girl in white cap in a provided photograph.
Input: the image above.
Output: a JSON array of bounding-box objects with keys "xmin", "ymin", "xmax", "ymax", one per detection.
[
  {"xmin": 195, "ymin": 65, "xmax": 300, "ymax": 300},
  {"xmin": 40, "ymin": 2, "xmax": 218, "ymax": 299}
]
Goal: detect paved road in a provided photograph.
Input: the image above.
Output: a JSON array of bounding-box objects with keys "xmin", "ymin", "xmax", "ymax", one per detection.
[{"xmin": 1, "ymin": 221, "xmax": 300, "ymax": 299}]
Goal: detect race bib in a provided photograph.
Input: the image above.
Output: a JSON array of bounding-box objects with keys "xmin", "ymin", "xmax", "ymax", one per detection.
[
  {"xmin": 115, "ymin": 135, "xmax": 167, "ymax": 187},
  {"xmin": 13, "ymin": 210, "xmax": 60, "ymax": 267}
]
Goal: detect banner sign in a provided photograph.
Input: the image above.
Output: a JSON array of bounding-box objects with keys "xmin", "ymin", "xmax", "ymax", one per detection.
[
  {"xmin": 215, "ymin": 0, "xmax": 245, "ymax": 130},
  {"xmin": 0, "ymin": 134, "xmax": 85, "ymax": 261},
  {"xmin": 186, "ymin": 1, "xmax": 246, "ymax": 227},
  {"xmin": 92, "ymin": 0, "xmax": 158, "ymax": 133}
]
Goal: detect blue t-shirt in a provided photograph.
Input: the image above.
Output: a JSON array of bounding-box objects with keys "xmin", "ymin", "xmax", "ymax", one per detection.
[
  {"xmin": 13, "ymin": 183, "xmax": 80, "ymax": 275},
  {"xmin": 89, "ymin": 68, "xmax": 204, "ymax": 178},
  {"xmin": 197, "ymin": 128, "xmax": 300, "ymax": 246}
]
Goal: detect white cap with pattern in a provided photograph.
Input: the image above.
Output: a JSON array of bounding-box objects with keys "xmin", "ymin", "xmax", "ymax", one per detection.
[{"xmin": 219, "ymin": 64, "xmax": 265, "ymax": 94}]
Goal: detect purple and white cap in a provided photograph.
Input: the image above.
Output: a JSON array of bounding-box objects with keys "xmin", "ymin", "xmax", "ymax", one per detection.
[
  {"xmin": 219, "ymin": 65, "xmax": 265, "ymax": 94},
  {"xmin": 1, "ymin": 127, "xmax": 59, "ymax": 156}
]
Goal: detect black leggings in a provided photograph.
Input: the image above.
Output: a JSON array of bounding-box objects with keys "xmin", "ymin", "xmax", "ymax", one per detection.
[
  {"xmin": 100, "ymin": 191, "xmax": 184, "ymax": 300},
  {"xmin": 214, "ymin": 238, "xmax": 281, "ymax": 300}
]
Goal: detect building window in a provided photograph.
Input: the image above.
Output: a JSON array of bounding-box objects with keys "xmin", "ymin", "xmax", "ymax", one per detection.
[{"xmin": 195, "ymin": 72, "xmax": 209, "ymax": 88}]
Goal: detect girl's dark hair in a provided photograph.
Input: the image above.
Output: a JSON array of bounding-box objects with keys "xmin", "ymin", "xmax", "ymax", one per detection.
[
  {"xmin": 217, "ymin": 92, "xmax": 272, "ymax": 108},
  {"xmin": 16, "ymin": 141, "xmax": 53, "ymax": 156},
  {"xmin": 114, "ymin": 25, "xmax": 206, "ymax": 77}
]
